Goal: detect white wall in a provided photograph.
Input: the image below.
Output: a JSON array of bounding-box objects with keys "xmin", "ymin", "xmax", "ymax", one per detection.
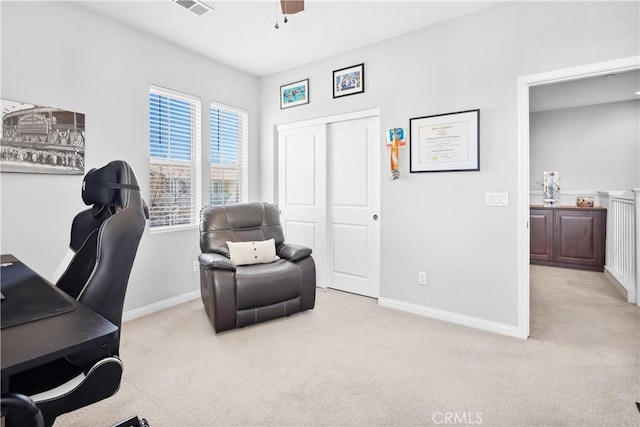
[
  {"xmin": 530, "ymin": 101, "xmax": 640, "ymax": 193},
  {"xmin": 258, "ymin": 2, "xmax": 639, "ymax": 327},
  {"xmin": 2, "ymin": 1, "xmax": 638, "ymax": 328},
  {"xmin": 0, "ymin": 1, "xmax": 259, "ymax": 311}
]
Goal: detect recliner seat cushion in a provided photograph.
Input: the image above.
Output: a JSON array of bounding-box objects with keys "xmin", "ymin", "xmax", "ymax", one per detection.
[{"xmin": 235, "ymin": 260, "xmax": 302, "ymax": 310}]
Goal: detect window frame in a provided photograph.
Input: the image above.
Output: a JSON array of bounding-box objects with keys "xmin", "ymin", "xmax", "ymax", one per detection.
[
  {"xmin": 148, "ymin": 85, "xmax": 202, "ymax": 233},
  {"xmin": 209, "ymin": 101, "xmax": 249, "ymax": 206}
]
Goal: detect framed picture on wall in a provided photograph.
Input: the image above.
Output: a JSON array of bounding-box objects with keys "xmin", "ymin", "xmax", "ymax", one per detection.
[
  {"xmin": 409, "ymin": 109, "xmax": 480, "ymax": 173},
  {"xmin": 0, "ymin": 98, "xmax": 86, "ymax": 175},
  {"xmin": 333, "ymin": 63, "xmax": 365, "ymax": 98},
  {"xmin": 280, "ymin": 79, "xmax": 309, "ymax": 109}
]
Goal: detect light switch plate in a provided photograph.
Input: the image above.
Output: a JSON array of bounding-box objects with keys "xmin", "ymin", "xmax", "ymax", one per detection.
[{"xmin": 486, "ymin": 192, "xmax": 509, "ymax": 207}]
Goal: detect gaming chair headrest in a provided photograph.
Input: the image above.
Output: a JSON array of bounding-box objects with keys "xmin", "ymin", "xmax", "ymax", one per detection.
[{"xmin": 82, "ymin": 161, "xmax": 140, "ymax": 207}]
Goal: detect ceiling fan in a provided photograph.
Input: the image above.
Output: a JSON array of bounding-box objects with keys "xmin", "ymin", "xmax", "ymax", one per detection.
[
  {"xmin": 276, "ymin": 0, "xmax": 304, "ymax": 28},
  {"xmin": 281, "ymin": 0, "xmax": 304, "ymax": 15}
]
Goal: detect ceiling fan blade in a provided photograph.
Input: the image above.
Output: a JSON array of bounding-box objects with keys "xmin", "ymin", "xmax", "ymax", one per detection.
[{"xmin": 280, "ymin": 0, "xmax": 304, "ymax": 15}]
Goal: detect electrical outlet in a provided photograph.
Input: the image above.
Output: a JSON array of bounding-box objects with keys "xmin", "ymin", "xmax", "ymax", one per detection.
[
  {"xmin": 418, "ymin": 272, "xmax": 427, "ymax": 285},
  {"xmin": 192, "ymin": 261, "xmax": 199, "ymax": 273}
]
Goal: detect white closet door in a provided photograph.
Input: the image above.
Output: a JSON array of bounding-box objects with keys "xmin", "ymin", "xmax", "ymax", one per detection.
[
  {"xmin": 277, "ymin": 113, "xmax": 381, "ymax": 297},
  {"xmin": 277, "ymin": 124, "xmax": 328, "ymax": 287},
  {"xmin": 327, "ymin": 117, "xmax": 380, "ymax": 298}
]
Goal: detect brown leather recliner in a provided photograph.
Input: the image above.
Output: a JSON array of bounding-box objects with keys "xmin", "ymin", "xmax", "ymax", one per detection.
[{"xmin": 198, "ymin": 202, "xmax": 316, "ymax": 333}]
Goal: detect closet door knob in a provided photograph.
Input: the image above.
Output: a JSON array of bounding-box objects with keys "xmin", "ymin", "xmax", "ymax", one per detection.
[{"xmin": 373, "ymin": 214, "xmax": 379, "ymax": 220}]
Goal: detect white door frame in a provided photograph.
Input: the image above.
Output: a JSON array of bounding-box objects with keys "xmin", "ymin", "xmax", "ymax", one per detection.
[
  {"xmin": 276, "ymin": 107, "xmax": 381, "ymax": 292},
  {"xmin": 516, "ymin": 56, "xmax": 640, "ymax": 339},
  {"xmin": 276, "ymin": 108, "xmax": 381, "ymax": 132}
]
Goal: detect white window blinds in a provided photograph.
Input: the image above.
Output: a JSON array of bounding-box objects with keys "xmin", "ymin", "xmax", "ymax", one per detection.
[
  {"xmin": 149, "ymin": 86, "xmax": 202, "ymax": 229},
  {"xmin": 209, "ymin": 102, "xmax": 248, "ymax": 205}
]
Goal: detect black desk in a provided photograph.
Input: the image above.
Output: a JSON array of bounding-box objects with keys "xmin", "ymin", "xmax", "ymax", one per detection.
[{"xmin": 1, "ymin": 254, "xmax": 118, "ymax": 383}]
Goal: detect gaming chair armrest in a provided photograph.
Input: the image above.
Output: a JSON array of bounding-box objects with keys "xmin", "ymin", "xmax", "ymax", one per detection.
[
  {"xmin": 1, "ymin": 392, "xmax": 44, "ymax": 427},
  {"xmin": 30, "ymin": 357, "xmax": 122, "ymax": 426}
]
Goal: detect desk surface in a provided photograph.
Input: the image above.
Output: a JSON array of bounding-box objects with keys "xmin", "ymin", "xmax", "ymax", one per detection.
[{"xmin": 1, "ymin": 254, "xmax": 119, "ymax": 378}]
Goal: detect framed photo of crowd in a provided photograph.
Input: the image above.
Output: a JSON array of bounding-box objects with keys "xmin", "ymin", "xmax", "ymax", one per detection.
[
  {"xmin": 333, "ymin": 63, "xmax": 365, "ymax": 98},
  {"xmin": 1, "ymin": 98, "xmax": 85, "ymax": 175}
]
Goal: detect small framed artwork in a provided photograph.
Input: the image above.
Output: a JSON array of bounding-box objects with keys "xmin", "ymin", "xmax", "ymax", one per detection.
[
  {"xmin": 333, "ymin": 63, "xmax": 364, "ymax": 98},
  {"xmin": 409, "ymin": 109, "xmax": 480, "ymax": 173},
  {"xmin": 280, "ymin": 79, "xmax": 309, "ymax": 109}
]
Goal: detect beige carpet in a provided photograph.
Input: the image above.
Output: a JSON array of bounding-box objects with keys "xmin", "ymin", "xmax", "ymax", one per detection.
[{"xmin": 56, "ymin": 265, "xmax": 639, "ymax": 426}]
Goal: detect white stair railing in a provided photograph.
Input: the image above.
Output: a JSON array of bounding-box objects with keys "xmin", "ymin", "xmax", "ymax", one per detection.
[
  {"xmin": 634, "ymin": 189, "xmax": 640, "ymax": 306},
  {"xmin": 602, "ymin": 190, "xmax": 637, "ymax": 304}
]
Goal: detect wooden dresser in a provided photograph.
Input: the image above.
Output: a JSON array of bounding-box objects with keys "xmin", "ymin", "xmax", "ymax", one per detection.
[{"xmin": 530, "ymin": 205, "xmax": 606, "ymax": 271}]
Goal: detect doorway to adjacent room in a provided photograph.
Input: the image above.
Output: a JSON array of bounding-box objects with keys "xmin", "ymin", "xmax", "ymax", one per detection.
[{"xmin": 517, "ymin": 56, "xmax": 640, "ymax": 338}]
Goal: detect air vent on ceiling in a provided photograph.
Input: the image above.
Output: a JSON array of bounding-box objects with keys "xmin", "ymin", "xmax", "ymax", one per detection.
[{"xmin": 172, "ymin": 0, "xmax": 213, "ymax": 16}]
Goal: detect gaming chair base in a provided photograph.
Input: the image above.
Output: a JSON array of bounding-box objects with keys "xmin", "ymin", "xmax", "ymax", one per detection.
[{"xmin": 112, "ymin": 415, "xmax": 150, "ymax": 427}]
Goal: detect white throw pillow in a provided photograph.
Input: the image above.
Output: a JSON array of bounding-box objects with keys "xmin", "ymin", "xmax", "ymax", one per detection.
[{"xmin": 226, "ymin": 239, "xmax": 280, "ymax": 266}]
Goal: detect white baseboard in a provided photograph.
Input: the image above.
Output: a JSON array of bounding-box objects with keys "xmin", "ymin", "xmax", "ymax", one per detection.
[
  {"xmin": 122, "ymin": 290, "xmax": 200, "ymax": 323},
  {"xmin": 378, "ymin": 297, "xmax": 525, "ymax": 339},
  {"xmin": 604, "ymin": 266, "xmax": 631, "ymax": 302},
  {"xmin": 122, "ymin": 290, "xmax": 524, "ymax": 338}
]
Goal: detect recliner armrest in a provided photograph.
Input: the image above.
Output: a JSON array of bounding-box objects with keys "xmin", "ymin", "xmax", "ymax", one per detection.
[
  {"xmin": 278, "ymin": 243, "xmax": 312, "ymax": 262},
  {"xmin": 198, "ymin": 253, "xmax": 236, "ymax": 272}
]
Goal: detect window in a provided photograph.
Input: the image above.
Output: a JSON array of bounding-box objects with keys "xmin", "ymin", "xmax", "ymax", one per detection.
[
  {"xmin": 209, "ymin": 102, "xmax": 248, "ymax": 205},
  {"xmin": 149, "ymin": 86, "xmax": 201, "ymax": 230}
]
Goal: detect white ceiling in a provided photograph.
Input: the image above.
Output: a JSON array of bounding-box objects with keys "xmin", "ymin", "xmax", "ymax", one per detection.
[
  {"xmin": 530, "ymin": 70, "xmax": 640, "ymax": 112},
  {"xmin": 73, "ymin": 0, "xmax": 502, "ymax": 76}
]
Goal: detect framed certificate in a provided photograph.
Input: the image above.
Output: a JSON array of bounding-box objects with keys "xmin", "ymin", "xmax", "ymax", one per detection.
[{"xmin": 409, "ymin": 109, "xmax": 480, "ymax": 173}]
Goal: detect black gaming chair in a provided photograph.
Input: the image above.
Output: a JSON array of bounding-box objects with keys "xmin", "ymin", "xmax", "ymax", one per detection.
[{"xmin": 2, "ymin": 161, "xmax": 148, "ymax": 427}]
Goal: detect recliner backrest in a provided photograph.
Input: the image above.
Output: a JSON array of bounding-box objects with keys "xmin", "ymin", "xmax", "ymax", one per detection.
[{"xmin": 200, "ymin": 202, "xmax": 285, "ymax": 257}]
